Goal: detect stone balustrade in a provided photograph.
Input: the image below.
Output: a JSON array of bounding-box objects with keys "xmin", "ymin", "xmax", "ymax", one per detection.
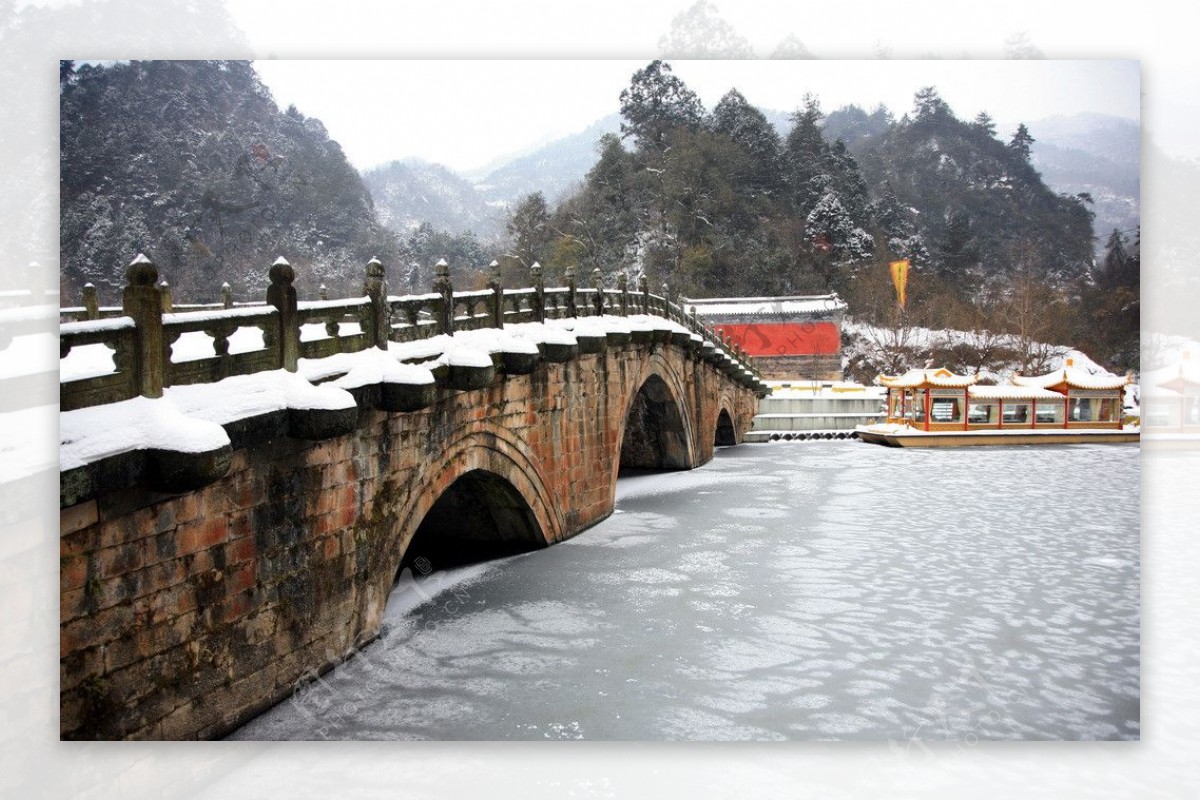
[{"xmin": 60, "ymin": 254, "xmax": 765, "ymax": 413}]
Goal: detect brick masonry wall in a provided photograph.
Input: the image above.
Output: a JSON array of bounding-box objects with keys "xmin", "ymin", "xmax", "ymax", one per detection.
[{"xmin": 60, "ymin": 341, "xmax": 757, "ymax": 739}]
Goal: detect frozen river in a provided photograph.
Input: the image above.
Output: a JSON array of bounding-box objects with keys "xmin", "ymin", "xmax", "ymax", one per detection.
[{"xmin": 229, "ymin": 441, "xmax": 1139, "ymax": 741}]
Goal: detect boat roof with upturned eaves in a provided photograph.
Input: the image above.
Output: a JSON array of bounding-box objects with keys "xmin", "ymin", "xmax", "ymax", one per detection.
[
  {"xmin": 1012, "ymin": 366, "xmax": 1130, "ymax": 392},
  {"xmin": 878, "ymin": 367, "xmax": 978, "ymax": 389}
]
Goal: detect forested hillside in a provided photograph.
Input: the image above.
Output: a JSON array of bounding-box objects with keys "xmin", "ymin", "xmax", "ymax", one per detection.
[
  {"xmin": 58, "ymin": 59, "xmax": 1139, "ymax": 372},
  {"xmin": 60, "ymin": 60, "xmax": 398, "ymax": 301},
  {"xmin": 501, "ymin": 61, "xmax": 1137, "ymax": 371}
]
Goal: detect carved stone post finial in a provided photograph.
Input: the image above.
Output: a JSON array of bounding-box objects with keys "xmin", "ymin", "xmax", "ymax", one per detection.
[
  {"xmin": 488, "ymin": 259, "xmax": 504, "ymax": 329},
  {"xmin": 531, "ymin": 261, "xmax": 545, "ymax": 323},
  {"xmin": 592, "ymin": 267, "xmax": 605, "ymax": 316},
  {"xmin": 565, "ymin": 264, "xmax": 578, "ymax": 319},
  {"xmin": 617, "ymin": 270, "xmax": 629, "ymax": 317},
  {"xmin": 221, "ymin": 281, "xmax": 233, "ymax": 309},
  {"xmin": 82, "ymin": 282, "xmax": 99, "ymax": 320},
  {"xmin": 267, "ymin": 256, "xmax": 299, "ymax": 371},
  {"xmin": 433, "ymin": 258, "xmax": 454, "ymax": 335},
  {"xmin": 123, "ymin": 253, "xmax": 164, "ymax": 398},
  {"xmin": 364, "ymin": 257, "xmax": 390, "ymax": 349},
  {"xmin": 159, "ymin": 279, "xmax": 173, "ymax": 313}
]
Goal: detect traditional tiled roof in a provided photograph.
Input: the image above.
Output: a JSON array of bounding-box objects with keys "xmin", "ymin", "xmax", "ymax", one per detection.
[
  {"xmin": 1143, "ymin": 349, "xmax": 1200, "ymax": 393},
  {"xmin": 968, "ymin": 385, "xmax": 1063, "ymax": 400},
  {"xmin": 1012, "ymin": 367, "xmax": 1129, "ymax": 391},
  {"xmin": 684, "ymin": 294, "xmax": 847, "ymax": 316},
  {"xmin": 879, "ymin": 368, "xmax": 978, "ymax": 389}
]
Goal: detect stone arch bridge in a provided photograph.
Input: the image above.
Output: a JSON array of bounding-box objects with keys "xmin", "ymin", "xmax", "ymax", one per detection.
[{"xmin": 58, "ymin": 256, "xmax": 763, "ymax": 739}]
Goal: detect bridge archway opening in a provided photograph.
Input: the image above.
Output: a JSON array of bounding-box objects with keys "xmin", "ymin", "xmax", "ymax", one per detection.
[
  {"xmin": 620, "ymin": 374, "xmax": 691, "ymax": 471},
  {"xmin": 399, "ymin": 469, "xmax": 545, "ymax": 575},
  {"xmin": 715, "ymin": 408, "xmax": 737, "ymax": 447}
]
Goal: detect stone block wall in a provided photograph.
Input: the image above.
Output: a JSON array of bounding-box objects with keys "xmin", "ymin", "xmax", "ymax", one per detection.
[
  {"xmin": 756, "ymin": 354, "xmax": 844, "ymax": 382},
  {"xmin": 60, "ymin": 342, "xmax": 756, "ymax": 739}
]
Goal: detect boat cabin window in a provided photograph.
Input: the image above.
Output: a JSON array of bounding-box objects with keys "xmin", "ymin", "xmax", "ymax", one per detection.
[
  {"xmin": 1069, "ymin": 397, "xmax": 1093, "ymax": 422},
  {"xmin": 1186, "ymin": 396, "xmax": 1200, "ymax": 425},
  {"xmin": 930, "ymin": 398, "xmax": 962, "ymax": 423},
  {"xmin": 968, "ymin": 403, "xmax": 997, "ymax": 424},
  {"xmin": 905, "ymin": 392, "xmax": 925, "ymax": 423},
  {"xmin": 1035, "ymin": 403, "xmax": 1064, "ymax": 424},
  {"xmin": 1002, "ymin": 403, "xmax": 1030, "ymax": 423}
]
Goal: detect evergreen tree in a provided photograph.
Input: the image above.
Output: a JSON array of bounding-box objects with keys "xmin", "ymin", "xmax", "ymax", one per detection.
[
  {"xmin": 973, "ymin": 111, "xmax": 997, "ymax": 138},
  {"xmin": 657, "ymin": 0, "xmax": 754, "ymax": 58},
  {"xmin": 912, "ymin": 86, "xmax": 951, "ymax": 120},
  {"xmin": 709, "ymin": 88, "xmax": 782, "ymax": 198},
  {"xmin": 618, "ymin": 60, "xmax": 705, "ymax": 152},
  {"xmin": 1009, "ymin": 123, "xmax": 1035, "ymax": 161},
  {"xmin": 769, "ymin": 34, "xmax": 815, "ymax": 59},
  {"xmin": 782, "ymin": 94, "xmax": 828, "ymax": 212},
  {"xmin": 505, "ymin": 191, "xmax": 553, "ymax": 270}
]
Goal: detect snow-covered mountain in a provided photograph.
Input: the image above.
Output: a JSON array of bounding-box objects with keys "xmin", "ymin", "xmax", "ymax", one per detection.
[
  {"xmin": 471, "ymin": 114, "xmax": 622, "ymax": 207},
  {"xmin": 361, "ymin": 159, "xmax": 505, "ymax": 241},
  {"xmin": 1026, "ymin": 113, "xmax": 1140, "ymax": 251},
  {"xmin": 362, "ymin": 110, "xmax": 1140, "ymax": 265}
]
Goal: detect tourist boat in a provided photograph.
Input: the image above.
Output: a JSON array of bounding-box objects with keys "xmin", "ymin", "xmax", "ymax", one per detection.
[
  {"xmin": 855, "ymin": 362, "xmax": 1139, "ymax": 447},
  {"xmin": 1139, "ymin": 345, "xmax": 1200, "ymax": 447}
]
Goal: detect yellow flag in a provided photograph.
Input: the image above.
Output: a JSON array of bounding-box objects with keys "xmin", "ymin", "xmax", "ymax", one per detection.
[{"xmin": 889, "ymin": 259, "xmax": 910, "ymax": 308}]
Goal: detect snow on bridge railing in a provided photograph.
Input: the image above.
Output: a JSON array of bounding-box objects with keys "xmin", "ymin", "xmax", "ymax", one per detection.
[{"xmin": 59, "ymin": 254, "xmax": 765, "ymax": 412}]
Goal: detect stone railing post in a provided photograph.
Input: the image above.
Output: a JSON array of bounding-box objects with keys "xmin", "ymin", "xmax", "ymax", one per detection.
[
  {"xmin": 267, "ymin": 256, "xmax": 299, "ymax": 372},
  {"xmin": 122, "ymin": 254, "xmax": 165, "ymax": 398},
  {"xmin": 660, "ymin": 282, "xmax": 670, "ymax": 318},
  {"xmin": 565, "ymin": 265, "xmax": 578, "ymax": 318},
  {"xmin": 531, "ymin": 261, "xmax": 545, "ymax": 322},
  {"xmin": 638, "ymin": 274, "xmax": 649, "ymax": 314},
  {"xmin": 433, "ymin": 258, "xmax": 454, "ymax": 335},
  {"xmin": 618, "ymin": 271, "xmax": 629, "ymax": 317},
  {"xmin": 221, "ymin": 281, "xmax": 233, "ymax": 309},
  {"xmin": 364, "ymin": 257, "xmax": 390, "ymax": 350},
  {"xmin": 592, "ymin": 267, "xmax": 605, "ymax": 316},
  {"xmin": 318, "ymin": 283, "xmax": 328, "ymax": 301},
  {"xmin": 488, "ymin": 260, "xmax": 504, "ymax": 329},
  {"xmin": 159, "ymin": 279, "xmax": 173, "ymax": 313},
  {"xmin": 82, "ymin": 282, "xmax": 99, "ymax": 320}
]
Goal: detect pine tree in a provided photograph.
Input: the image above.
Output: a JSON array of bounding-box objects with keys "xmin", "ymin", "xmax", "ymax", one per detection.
[
  {"xmin": 709, "ymin": 88, "xmax": 782, "ymax": 198},
  {"xmin": 618, "ymin": 60, "xmax": 705, "ymax": 152},
  {"xmin": 505, "ymin": 192, "xmax": 552, "ymax": 270},
  {"xmin": 769, "ymin": 34, "xmax": 814, "ymax": 59},
  {"xmin": 973, "ymin": 111, "xmax": 997, "ymax": 138},
  {"xmin": 657, "ymin": 0, "xmax": 754, "ymax": 58},
  {"xmin": 1009, "ymin": 123, "xmax": 1035, "ymax": 161},
  {"xmin": 913, "ymin": 86, "xmax": 951, "ymax": 120},
  {"xmin": 782, "ymin": 94, "xmax": 827, "ymax": 211}
]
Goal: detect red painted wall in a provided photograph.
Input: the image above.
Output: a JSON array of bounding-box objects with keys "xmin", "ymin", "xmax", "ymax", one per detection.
[{"xmin": 713, "ymin": 322, "xmax": 840, "ymax": 356}]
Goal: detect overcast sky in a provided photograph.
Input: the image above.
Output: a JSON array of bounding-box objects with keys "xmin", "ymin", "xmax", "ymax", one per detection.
[{"xmin": 252, "ymin": 59, "xmax": 1140, "ymax": 175}]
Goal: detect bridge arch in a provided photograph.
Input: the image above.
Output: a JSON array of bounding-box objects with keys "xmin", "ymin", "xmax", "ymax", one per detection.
[
  {"xmin": 365, "ymin": 425, "xmax": 565, "ymax": 633},
  {"xmin": 613, "ymin": 354, "xmax": 698, "ymax": 479},
  {"xmin": 714, "ymin": 407, "xmax": 737, "ymax": 446}
]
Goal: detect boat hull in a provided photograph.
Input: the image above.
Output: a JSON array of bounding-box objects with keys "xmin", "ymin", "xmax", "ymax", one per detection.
[{"xmin": 856, "ymin": 428, "xmax": 1140, "ymax": 448}]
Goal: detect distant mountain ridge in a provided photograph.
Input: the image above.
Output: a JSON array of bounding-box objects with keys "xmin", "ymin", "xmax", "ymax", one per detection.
[
  {"xmin": 1025, "ymin": 113, "xmax": 1140, "ymax": 250},
  {"xmin": 362, "ymin": 159, "xmax": 504, "ymax": 240},
  {"xmin": 472, "ymin": 114, "xmax": 622, "ymax": 208},
  {"xmin": 362, "ymin": 109, "xmax": 1139, "ymax": 261}
]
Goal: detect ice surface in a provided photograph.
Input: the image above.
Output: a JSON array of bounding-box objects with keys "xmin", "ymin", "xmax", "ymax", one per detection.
[{"xmin": 228, "ymin": 442, "xmax": 1139, "ymax": 742}]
